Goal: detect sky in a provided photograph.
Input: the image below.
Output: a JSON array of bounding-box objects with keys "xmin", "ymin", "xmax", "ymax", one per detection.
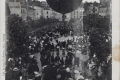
[{"xmin": 37, "ymin": 0, "xmax": 100, "ymax": 3}]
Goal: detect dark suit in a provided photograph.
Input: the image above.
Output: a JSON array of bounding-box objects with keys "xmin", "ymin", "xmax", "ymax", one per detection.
[
  {"xmin": 50, "ymin": 55, "xmax": 55, "ymax": 63},
  {"xmin": 55, "ymin": 56, "xmax": 60, "ymax": 63},
  {"xmin": 43, "ymin": 65, "xmax": 53, "ymax": 80}
]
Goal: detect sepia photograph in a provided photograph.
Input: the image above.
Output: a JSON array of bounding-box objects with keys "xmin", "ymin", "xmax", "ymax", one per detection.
[{"xmin": 0, "ymin": 0, "xmax": 118, "ymax": 80}]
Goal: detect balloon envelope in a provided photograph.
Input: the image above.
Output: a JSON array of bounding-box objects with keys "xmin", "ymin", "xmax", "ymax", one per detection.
[{"xmin": 46, "ymin": 0, "xmax": 82, "ymax": 14}]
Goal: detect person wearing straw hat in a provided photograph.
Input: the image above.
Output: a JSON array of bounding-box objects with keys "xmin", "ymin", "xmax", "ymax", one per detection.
[
  {"xmin": 55, "ymin": 54, "xmax": 61, "ymax": 63},
  {"xmin": 12, "ymin": 67, "xmax": 20, "ymax": 80},
  {"xmin": 34, "ymin": 71, "xmax": 41, "ymax": 80},
  {"xmin": 66, "ymin": 67, "xmax": 72, "ymax": 80},
  {"xmin": 74, "ymin": 70, "xmax": 84, "ymax": 80},
  {"xmin": 42, "ymin": 65, "xmax": 53, "ymax": 80},
  {"xmin": 56, "ymin": 66, "xmax": 66, "ymax": 80},
  {"xmin": 56, "ymin": 74, "xmax": 62, "ymax": 80}
]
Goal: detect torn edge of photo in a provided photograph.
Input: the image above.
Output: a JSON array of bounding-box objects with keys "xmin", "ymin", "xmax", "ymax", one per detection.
[{"xmin": 0, "ymin": 0, "xmax": 120, "ymax": 80}]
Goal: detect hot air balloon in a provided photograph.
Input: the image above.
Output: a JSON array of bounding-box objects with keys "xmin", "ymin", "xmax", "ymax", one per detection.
[{"xmin": 46, "ymin": 0, "xmax": 82, "ymax": 27}]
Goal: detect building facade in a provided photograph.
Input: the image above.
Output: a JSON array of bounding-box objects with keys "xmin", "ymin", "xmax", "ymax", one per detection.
[
  {"xmin": 28, "ymin": 7, "xmax": 36, "ymax": 20},
  {"xmin": 21, "ymin": 0, "xmax": 27, "ymax": 20},
  {"xmin": 40, "ymin": 1, "xmax": 49, "ymax": 8},
  {"xmin": 50, "ymin": 10, "xmax": 71, "ymax": 21},
  {"xmin": 71, "ymin": 7, "xmax": 84, "ymax": 19},
  {"xmin": 33, "ymin": 6, "xmax": 43, "ymax": 19},
  {"xmin": 84, "ymin": 2, "xmax": 99, "ymax": 16},
  {"xmin": 8, "ymin": 0, "xmax": 28, "ymax": 20},
  {"xmin": 21, "ymin": 7, "xmax": 27, "ymax": 20},
  {"xmin": 8, "ymin": 2, "xmax": 22, "ymax": 16},
  {"xmin": 98, "ymin": 7, "xmax": 107, "ymax": 16},
  {"xmin": 9, "ymin": 1, "xmax": 112, "ymax": 22},
  {"xmin": 42, "ymin": 8, "xmax": 52, "ymax": 19}
]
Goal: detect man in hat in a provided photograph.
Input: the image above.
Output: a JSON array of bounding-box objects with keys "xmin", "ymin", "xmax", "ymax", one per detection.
[
  {"xmin": 51, "ymin": 64, "xmax": 59, "ymax": 80},
  {"xmin": 51, "ymin": 43, "xmax": 55, "ymax": 51},
  {"xmin": 65, "ymin": 56, "xmax": 71, "ymax": 67},
  {"xmin": 57, "ymin": 66, "xmax": 66, "ymax": 80},
  {"xmin": 28, "ymin": 64, "xmax": 35, "ymax": 80},
  {"xmin": 12, "ymin": 67, "xmax": 20, "ymax": 80},
  {"xmin": 66, "ymin": 67, "xmax": 72, "ymax": 78},
  {"xmin": 42, "ymin": 55, "xmax": 49, "ymax": 66},
  {"xmin": 60, "ymin": 55, "xmax": 66, "ymax": 65},
  {"xmin": 55, "ymin": 54, "xmax": 60, "ymax": 64},
  {"xmin": 74, "ymin": 70, "xmax": 84, "ymax": 80},
  {"xmin": 43, "ymin": 65, "xmax": 53, "ymax": 80},
  {"xmin": 50, "ymin": 52, "xmax": 55, "ymax": 64},
  {"xmin": 21, "ymin": 65, "xmax": 27, "ymax": 80},
  {"xmin": 34, "ymin": 72, "xmax": 41, "ymax": 80},
  {"xmin": 67, "ymin": 51, "xmax": 73, "ymax": 60},
  {"xmin": 63, "ymin": 41, "xmax": 66, "ymax": 48}
]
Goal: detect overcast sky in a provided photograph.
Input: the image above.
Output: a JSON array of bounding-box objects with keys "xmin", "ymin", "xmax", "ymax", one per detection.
[{"xmin": 37, "ymin": 0, "xmax": 100, "ymax": 3}]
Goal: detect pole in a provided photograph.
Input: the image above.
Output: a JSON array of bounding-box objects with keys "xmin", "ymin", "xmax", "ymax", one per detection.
[
  {"xmin": 62, "ymin": 13, "xmax": 65, "ymax": 28},
  {"xmin": 26, "ymin": 0, "xmax": 29, "ymax": 20}
]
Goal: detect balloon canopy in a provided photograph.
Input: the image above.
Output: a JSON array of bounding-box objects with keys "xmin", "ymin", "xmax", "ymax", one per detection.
[{"xmin": 46, "ymin": 0, "xmax": 82, "ymax": 14}]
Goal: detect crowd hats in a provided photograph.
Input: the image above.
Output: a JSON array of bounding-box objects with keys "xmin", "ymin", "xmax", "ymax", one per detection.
[
  {"xmin": 34, "ymin": 71, "xmax": 41, "ymax": 77},
  {"xmin": 66, "ymin": 67, "xmax": 70, "ymax": 72},
  {"xmin": 56, "ymin": 74, "xmax": 61, "ymax": 79},
  {"xmin": 13, "ymin": 67, "xmax": 19, "ymax": 71},
  {"xmin": 29, "ymin": 54, "xmax": 34, "ymax": 58},
  {"xmin": 74, "ymin": 70, "xmax": 80, "ymax": 74},
  {"xmin": 68, "ymin": 78, "xmax": 73, "ymax": 80},
  {"xmin": 8, "ymin": 58, "xmax": 13, "ymax": 61}
]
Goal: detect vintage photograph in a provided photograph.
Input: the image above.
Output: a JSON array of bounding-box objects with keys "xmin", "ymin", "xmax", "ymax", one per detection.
[{"xmin": 5, "ymin": 0, "xmax": 112, "ymax": 80}]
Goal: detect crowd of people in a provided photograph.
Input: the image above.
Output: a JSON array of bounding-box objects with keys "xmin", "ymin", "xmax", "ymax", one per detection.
[
  {"xmin": 5, "ymin": 23, "xmax": 112, "ymax": 80},
  {"xmin": 5, "ymin": 24, "xmax": 89, "ymax": 80}
]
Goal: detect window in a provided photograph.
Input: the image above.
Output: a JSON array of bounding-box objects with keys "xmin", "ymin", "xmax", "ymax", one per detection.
[
  {"xmin": 21, "ymin": 9, "xmax": 23, "ymax": 13},
  {"xmin": 9, "ymin": 0, "xmax": 14, "ymax": 2},
  {"xmin": 16, "ymin": 0, "xmax": 20, "ymax": 2},
  {"xmin": 65, "ymin": 15, "xmax": 66, "ymax": 18},
  {"xmin": 47, "ymin": 11, "xmax": 48, "ymax": 14}
]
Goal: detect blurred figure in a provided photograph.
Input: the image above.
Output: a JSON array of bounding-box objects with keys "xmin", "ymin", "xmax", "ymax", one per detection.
[{"xmin": 12, "ymin": 67, "xmax": 20, "ymax": 80}]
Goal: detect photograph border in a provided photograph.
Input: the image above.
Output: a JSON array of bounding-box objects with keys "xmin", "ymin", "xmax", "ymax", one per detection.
[{"xmin": 0, "ymin": 0, "xmax": 120, "ymax": 80}]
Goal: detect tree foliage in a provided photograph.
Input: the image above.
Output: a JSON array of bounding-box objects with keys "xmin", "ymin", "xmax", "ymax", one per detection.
[
  {"xmin": 84, "ymin": 14, "xmax": 112, "ymax": 64},
  {"xmin": 6, "ymin": 14, "xmax": 29, "ymax": 57}
]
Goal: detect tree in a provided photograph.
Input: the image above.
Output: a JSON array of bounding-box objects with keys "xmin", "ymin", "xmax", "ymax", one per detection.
[
  {"xmin": 6, "ymin": 14, "xmax": 29, "ymax": 57},
  {"xmin": 83, "ymin": 13, "xmax": 112, "ymax": 80},
  {"xmin": 84, "ymin": 14, "xmax": 111, "ymax": 64}
]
